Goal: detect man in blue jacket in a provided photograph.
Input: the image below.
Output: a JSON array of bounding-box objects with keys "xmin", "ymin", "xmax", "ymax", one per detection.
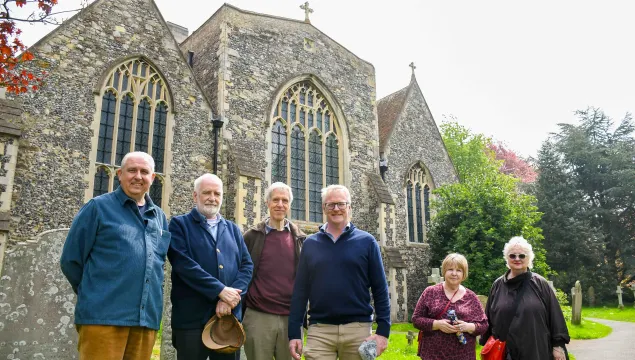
[
  {"xmin": 168, "ymin": 173, "xmax": 253, "ymax": 360},
  {"xmin": 288, "ymin": 184, "xmax": 390, "ymax": 359},
  {"xmin": 61, "ymin": 151, "xmax": 169, "ymax": 360}
]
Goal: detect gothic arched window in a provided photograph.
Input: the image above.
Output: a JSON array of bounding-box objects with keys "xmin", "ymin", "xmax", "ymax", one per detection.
[
  {"xmin": 91, "ymin": 58, "xmax": 171, "ymax": 208},
  {"xmin": 270, "ymin": 81, "xmax": 343, "ymax": 223},
  {"xmin": 406, "ymin": 163, "xmax": 433, "ymax": 243}
]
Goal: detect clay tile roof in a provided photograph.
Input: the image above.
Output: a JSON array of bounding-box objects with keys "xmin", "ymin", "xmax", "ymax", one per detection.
[
  {"xmin": 368, "ymin": 173, "xmax": 394, "ymax": 205},
  {"xmin": 383, "ymin": 247, "xmax": 407, "ymax": 268},
  {"xmin": 0, "ymin": 98, "xmax": 22, "ymax": 137},
  {"xmin": 377, "ymin": 84, "xmax": 410, "ymax": 151}
]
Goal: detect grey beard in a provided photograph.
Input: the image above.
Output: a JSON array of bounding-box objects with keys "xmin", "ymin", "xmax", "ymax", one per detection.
[{"xmin": 197, "ymin": 203, "xmax": 221, "ymax": 218}]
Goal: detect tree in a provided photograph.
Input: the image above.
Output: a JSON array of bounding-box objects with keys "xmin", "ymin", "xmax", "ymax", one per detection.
[
  {"xmin": 537, "ymin": 108, "xmax": 635, "ymax": 302},
  {"xmin": 489, "ymin": 142, "xmax": 537, "ymax": 183},
  {"xmin": 428, "ymin": 122, "xmax": 550, "ymax": 295},
  {"xmin": 0, "ymin": 0, "xmax": 82, "ymax": 93}
]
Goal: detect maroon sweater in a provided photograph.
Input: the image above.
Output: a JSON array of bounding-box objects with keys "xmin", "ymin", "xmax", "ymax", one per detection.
[
  {"xmin": 412, "ymin": 283, "xmax": 488, "ymax": 360},
  {"xmin": 245, "ymin": 230, "xmax": 296, "ymax": 315}
]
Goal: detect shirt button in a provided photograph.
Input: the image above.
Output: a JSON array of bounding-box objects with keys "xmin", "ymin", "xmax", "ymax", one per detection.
[
  {"xmin": 141, "ymin": 305, "xmax": 145, "ymax": 310},
  {"xmin": 219, "ymin": 265, "xmax": 224, "ymax": 269},
  {"xmin": 217, "ymin": 249, "xmax": 221, "ymax": 253},
  {"xmin": 146, "ymin": 279, "xmax": 149, "ymax": 284}
]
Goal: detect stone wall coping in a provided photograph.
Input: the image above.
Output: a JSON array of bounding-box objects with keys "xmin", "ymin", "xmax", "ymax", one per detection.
[
  {"xmin": 383, "ymin": 247, "xmax": 407, "ymax": 268},
  {"xmin": 368, "ymin": 173, "xmax": 395, "ymax": 205},
  {"xmin": 406, "ymin": 241, "xmax": 430, "ymax": 249},
  {"xmin": 0, "ymin": 98, "xmax": 22, "ymax": 136}
]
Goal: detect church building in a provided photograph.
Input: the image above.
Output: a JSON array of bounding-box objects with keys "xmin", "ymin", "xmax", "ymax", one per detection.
[{"xmin": 0, "ymin": 1, "xmax": 456, "ymax": 358}]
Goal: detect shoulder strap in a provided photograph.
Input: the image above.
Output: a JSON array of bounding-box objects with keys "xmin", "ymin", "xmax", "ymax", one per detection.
[
  {"xmin": 435, "ymin": 285, "xmax": 460, "ymax": 319},
  {"xmin": 499, "ymin": 275, "xmax": 529, "ymax": 341}
]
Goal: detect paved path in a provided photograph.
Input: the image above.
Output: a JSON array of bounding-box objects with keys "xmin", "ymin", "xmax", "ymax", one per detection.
[{"xmin": 567, "ymin": 318, "xmax": 635, "ymax": 360}]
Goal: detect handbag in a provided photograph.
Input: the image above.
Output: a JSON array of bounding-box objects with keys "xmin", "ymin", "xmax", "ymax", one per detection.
[{"xmin": 481, "ymin": 275, "xmax": 529, "ymax": 360}]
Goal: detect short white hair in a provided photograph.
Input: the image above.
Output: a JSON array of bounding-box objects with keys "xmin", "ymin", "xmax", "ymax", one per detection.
[
  {"xmin": 121, "ymin": 151, "xmax": 155, "ymax": 173},
  {"xmin": 194, "ymin": 173, "xmax": 223, "ymax": 193},
  {"xmin": 503, "ymin": 236, "xmax": 535, "ymax": 269},
  {"xmin": 321, "ymin": 184, "xmax": 351, "ymax": 204},
  {"xmin": 265, "ymin": 182, "xmax": 293, "ymax": 204}
]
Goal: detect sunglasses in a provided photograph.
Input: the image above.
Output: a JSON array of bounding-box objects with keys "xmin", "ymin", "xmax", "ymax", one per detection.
[{"xmin": 508, "ymin": 253, "xmax": 526, "ymax": 260}]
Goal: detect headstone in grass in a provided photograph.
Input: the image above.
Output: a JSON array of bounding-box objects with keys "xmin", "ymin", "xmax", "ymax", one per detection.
[
  {"xmin": 571, "ymin": 281, "xmax": 582, "ymax": 325},
  {"xmin": 616, "ymin": 286, "xmax": 624, "ymax": 310},
  {"xmin": 428, "ymin": 268, "xmax": 443, "ymax": 285},
  {"xmin": 406, "ymin": 331, "xmax": 415, "ymax": 346},
  {"xmin": 587, "ymin": 286, "xmax": 596, "ymax": 307}
]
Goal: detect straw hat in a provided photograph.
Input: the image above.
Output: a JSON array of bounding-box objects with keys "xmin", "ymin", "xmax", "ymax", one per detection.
[{"xmin": 202, "ymin": 314, "xmax": 246, "ymax": 354}]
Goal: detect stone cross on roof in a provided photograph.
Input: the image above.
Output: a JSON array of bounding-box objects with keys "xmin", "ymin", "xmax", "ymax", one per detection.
[
  {"xmin": 300, "ymin": 2, "xmax": 313, "ymax": 23},
  {"xmin": 409, "ymin": 62, "xmax": 416, "ymax": 75}
]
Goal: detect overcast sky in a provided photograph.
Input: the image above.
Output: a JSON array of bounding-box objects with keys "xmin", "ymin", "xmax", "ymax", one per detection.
[{"xmin": 19, "ymin": 0, "xmax": 635, "ymax": 157}]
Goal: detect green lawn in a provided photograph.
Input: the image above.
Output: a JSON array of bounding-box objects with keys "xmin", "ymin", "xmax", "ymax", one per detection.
[
  {"xmin": 581, "ymin": 307, "xmax": 635, "ymax": 322},
  {"xmin": 566, "ymin": 318, "xmax": 612, "ymax": 339}
]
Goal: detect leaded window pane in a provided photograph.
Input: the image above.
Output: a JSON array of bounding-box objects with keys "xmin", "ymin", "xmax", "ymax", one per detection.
[
  {"xmin": 148, "ymin": 81, "xmax": 154, "ymax": 99},
  {"xmin": 122, "ymin": 72, "xmax": 129, "ymax": 91},
  {"xmin": 135, "ymin": 99, "xmax": 151, "ymax": 153},
  {"xmin": 113, "ymin": 70, "xmax": 120, "ymax": 90},
  {"xmin": 153, "ymin": 103, "xmax": 168, "ymax": 173},
  {"xmin": 155, "ymin": 83, "xmax": 162, "ymax": 100},
  {"xmin": 424, "ymin": 185, "xmax": 431, "ymax": 227},
  {"xmin": 271, "ymin": 120, "xmax": 287, "ymax": 184},
  {"xmin": 325, "ymin": 134, "xmax": 339, "ymax": 186},
  {"xmin": 299, "ymin": 108, "xmax": 305, "ymax": 127},
  {"xmin": 150, "ymin": 177, "xmax": 163, "ymax": 208},
  {"xmin": 132, "ymin": 61, "xmax": 139, "ymax": 76},
  {"xmin": 309, "ymin": 131, "xmax": 323, "ymax": 222},
  {"xmin": 325, "ymin": 112, "xmax": 331, "ymax": 133},
  {"xmin": 407, "ymin": 182, "xmax": 415, "ymax": 242},
  {"xmin": 290, "ymin": 102, "xmax": 296, "ymax": 123},
  {"xmin": 317, "ymin": 110, "xmax": 323, "ymax": 131},
  {"xmin": 116, "ymin": 94, "xmax": 134, "ymax": 165},
  {"xmin": 291, "ymin": 126, "xmax": 306, "ymax": 220},
  {"xmin": 282, "ymin": 99, "xmax": 288, "ymax": 121},
  {"xmin": 97, "ymin": 91, "xmax": 116, "ymax": 164},
  {"xmin": 416, "ymin": 183, "xmax": 424, "ymax": 243},
  {"xmin": 113, "ymin": 173, "xmax": 120, "ymax": 191},
  {"xmin": 93, "ymin": 167, "xmax": 110, "ymax": 198},
  {"xmin": 300, "ymin": 89, "xmax": 306, "ymax": 104},
  {"xmin": 308, "ymin": 111, "xmax": 313, "ymax": 128},
  {"xmin": 308, "ymin": 91, "xmax": 313, "ymax": 106}
]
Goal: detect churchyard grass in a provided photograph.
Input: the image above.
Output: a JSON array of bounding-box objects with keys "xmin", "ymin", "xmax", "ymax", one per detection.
[
  {"xmin": 581, "ymin": 307, "xmax": 635, "ymax": 322},
  {"xmin": 566, "ymin": 318, "xmax": 612, "ymax": 339}
]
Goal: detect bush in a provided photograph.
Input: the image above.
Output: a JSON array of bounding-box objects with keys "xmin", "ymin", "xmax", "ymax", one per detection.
[{"xmin": 555, "ymin": 288, "xmax": 569, "ymax": 307}]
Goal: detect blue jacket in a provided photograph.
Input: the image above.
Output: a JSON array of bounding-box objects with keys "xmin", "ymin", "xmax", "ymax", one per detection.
[
  {"xmin": 60, "ymin": 187, "xmax": 170, "ymax": 330},
  {"xmin": 168, "ymin": 208, "xmax": 253, "ymax": 329}
]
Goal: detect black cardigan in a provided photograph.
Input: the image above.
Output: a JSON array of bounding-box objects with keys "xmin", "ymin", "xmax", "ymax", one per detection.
[{"xmin": 481, "ymin": 270, "xmax": 570, "ymax": 360}]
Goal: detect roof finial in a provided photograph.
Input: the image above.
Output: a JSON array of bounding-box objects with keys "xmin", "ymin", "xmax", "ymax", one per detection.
[
  {"xmin": 409, "ymin": 62, "xmax": 416, "ymax": 76},
  {"xmin": 300, "ymin": 1, "xmax": 313, "ymax": 23}
]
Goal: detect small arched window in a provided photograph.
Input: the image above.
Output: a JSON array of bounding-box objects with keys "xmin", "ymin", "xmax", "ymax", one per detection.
[
  {"xmin": 91, "ymin": 58, "xmax": 171, "ymax": 208},
  {"xmin": 406, "ymin": 163, "xmax": 433, "ymax": 243},
  {"xmin": 270, "ymin": 81, "xmax": 343, "ymax": 223}
]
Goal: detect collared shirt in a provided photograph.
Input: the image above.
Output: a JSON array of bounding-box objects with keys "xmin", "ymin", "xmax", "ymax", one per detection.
[
  {"xmin": 319, "ymin": 222, "xmax": 352, "ymax": 243},
  {"xmin": 205, "ymin": 212, "xmax": 222, "ymax": 240},
  {"xmin": 60, "ymin": 186, "xmax": 170, "ymax": 330},
  {"xmin": 265, "ymin": 218, "xmax": 291, "ymax": 234}
]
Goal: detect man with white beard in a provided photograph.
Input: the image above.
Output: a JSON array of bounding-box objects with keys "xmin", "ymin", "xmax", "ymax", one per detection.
[{"xmin": 167, "ymin": 173, "xmax": 253, "ymax": 360}]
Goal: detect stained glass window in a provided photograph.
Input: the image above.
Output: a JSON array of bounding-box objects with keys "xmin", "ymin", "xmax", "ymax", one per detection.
[
  {"xmin": 407, "ymin": 164, "xmax": 433, "ymax": 242},
  {"xmin": 291, "ymin": 126, "xmax": 305, "ymax": 220},
  {"xmin": 407, "ymin": 182, "xmax": 415, "ymax": 243},
  {"xmin": 309, "ymin": 131, "xmax": 322, "ymax": 222},
  {"xmin": 424, "ymin": 185, "xmax": 431, "ymax": 227},
  {"xmin": 416, "ymin": 183, "xmax": 424, "ymax": 243},
  {"xmin": 91, "ymin": 58, "xmax": 172, "ymax": 209},
  {"xmin": 270, "ymin": 81, "xmax": 342, "ymax": 222}
]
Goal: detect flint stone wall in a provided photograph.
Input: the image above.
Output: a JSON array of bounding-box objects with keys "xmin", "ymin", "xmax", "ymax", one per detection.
[{"xmin": 0, "ymin": 229, "xmax": 77, "ymax": 359}]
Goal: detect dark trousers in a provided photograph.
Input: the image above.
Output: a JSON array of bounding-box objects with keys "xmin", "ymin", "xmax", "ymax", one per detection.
[{"xmin": 173, "ymin": 328, "xmax": 241, "ymax": 360}]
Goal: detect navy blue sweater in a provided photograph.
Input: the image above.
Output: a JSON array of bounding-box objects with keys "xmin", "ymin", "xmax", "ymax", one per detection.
[{"xmin": 288, "ymin": 224, "xmax": 391, "ymax": 339}]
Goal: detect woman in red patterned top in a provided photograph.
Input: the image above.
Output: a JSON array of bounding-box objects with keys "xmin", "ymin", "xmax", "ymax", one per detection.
[{"xmin": 412, "ymin": 253, "xmax": 488, "ymax": 360}]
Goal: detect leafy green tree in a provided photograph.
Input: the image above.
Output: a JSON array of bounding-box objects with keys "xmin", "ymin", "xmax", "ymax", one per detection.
[{"xmin": 429, "ymin": 122, "xmax": 550, "ymax": 295}]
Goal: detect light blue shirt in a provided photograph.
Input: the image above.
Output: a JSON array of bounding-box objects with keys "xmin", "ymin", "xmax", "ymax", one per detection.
[
  {"xmin": 319, "ymin": 222, "xmax": 352, "ymax": 243},
  {"xmin": 265, "ymin": 218, "xmax": 291, "ymax": 234},
  {"xmin": 205, "ymin": 213, "xmax": 222, "ymax": 241}
]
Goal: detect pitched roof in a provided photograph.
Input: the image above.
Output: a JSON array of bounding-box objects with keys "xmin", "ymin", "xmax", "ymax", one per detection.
[
  {"xmin": 368, "ymin": 173, "xmax": 394, "ymax": 205},
  {"xmin": 377, "ymin": 83, "xmax": 410, "ymax": 151}
]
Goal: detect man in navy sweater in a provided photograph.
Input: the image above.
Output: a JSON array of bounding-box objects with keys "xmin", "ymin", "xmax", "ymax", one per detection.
[
  {"xmin": 168, "ymin": 173, "xmax": 253, "ymax": 360},
  {"xmin": 288, "ymin": 185, "xmax": 390, "ymax": 359}
]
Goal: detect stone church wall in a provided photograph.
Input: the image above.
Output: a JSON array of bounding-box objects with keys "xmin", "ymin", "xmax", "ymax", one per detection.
[
  {"xmin": 182, "ymin": 5, "xmax": 380, "ymax": 232},
  {"xmin": 7, "ymin": 0, "xmax": 212, "ymax": 249},
  {"xmin": 383, "ymin": 82, "xmax": 457, "ymax": 315}
]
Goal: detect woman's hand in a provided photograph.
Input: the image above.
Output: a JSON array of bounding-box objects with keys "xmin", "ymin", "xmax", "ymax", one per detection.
[
  {"xmin": 553, "ymin": 346, "xmax": 566, "ymax": 360},
  {"xmin": 455, "ymin": 320, "xmax": 476, "ymax": 334},
  {"xmin": 433, "ymin": 319, "xmax": 458, "ymax": 334}
]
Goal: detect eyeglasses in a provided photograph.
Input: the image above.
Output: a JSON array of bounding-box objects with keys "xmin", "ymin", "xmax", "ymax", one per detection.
[
  {"xmin": 324, "ymin": 202, "xmax": 349, "ymax": 210},
  {"xmin": 508, "ymin": 253, "xmax": 526, "ymax": 260}
]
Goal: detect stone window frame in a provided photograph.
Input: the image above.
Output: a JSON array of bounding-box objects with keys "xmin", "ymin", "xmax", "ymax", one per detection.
[
  {"xmin": 84, "ymin": 55, "xmax": 175, "ymax": 215},
  {"xmin": 265, "ymin": 75, "xmax": 350, "ymax": 228},
  {"xmin": 405, "ymin": 162, "xmax": 434, "ymax": 244}
]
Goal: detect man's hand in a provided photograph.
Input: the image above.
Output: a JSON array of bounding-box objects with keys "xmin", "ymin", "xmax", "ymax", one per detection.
[
  {"xmin": 218, "ymin": 287, "xmax": 242, "ymax": 308},
  {"xmin": 289, "ymin": 339, "xmax": 303, "ymax": 360},
  {"xmin": 364, "ymin": 334, "xmax": 388, "ymax": 356},
  {"xmin": 216, "ymin": 300, "xmax": 233, "ymax": 317},
  {"xmin": 432, "ymin": 319, "xmax": 458, "ymax": 334}
]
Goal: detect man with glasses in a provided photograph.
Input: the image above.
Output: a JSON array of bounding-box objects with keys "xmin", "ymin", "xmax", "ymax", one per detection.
[{"xmin": 288, "ymin": 185, "xmax": 390, "ymax": 359}]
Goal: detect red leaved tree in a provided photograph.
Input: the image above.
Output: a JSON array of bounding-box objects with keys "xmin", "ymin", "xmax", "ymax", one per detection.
[{"xmin": 488, "ymin": 142, "xmax": 538, "ymax": 183}]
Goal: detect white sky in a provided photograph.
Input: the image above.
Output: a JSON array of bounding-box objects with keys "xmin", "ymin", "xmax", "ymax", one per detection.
[{"xmin": 18, "ymin": 0, "xmax": 635, "ymax": 157}]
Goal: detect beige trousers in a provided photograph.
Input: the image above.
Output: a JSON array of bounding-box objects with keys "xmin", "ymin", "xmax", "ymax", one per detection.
[
  {"xmin": 77, "ymin": 324, "xmax": 157, "ymax": 360},
  {"xmin": 304, "ymin": 322, "xmax": 372, "ymax": 360},
  {"xmin": 243, "ymin": 307, "xmax": 295, "ymax": 360}
]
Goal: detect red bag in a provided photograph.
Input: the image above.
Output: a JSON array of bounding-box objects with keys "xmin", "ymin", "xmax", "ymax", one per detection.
[{"xmin": 480, "ymin": 335, "xmax": 506, "ymax": 360}]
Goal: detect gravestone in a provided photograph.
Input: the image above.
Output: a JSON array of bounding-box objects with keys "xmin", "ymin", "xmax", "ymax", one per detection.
[
  {"xmin": 406, "ymin": 330, "xmax": 415, "ymax": 346},
  {"xmin": 0, "ymin": 229, "xmax": 78, "ymax": 359},
  {"xmin": 571, "ymin": 281, "xmax": 582, "ymax": 325},
  {"xmin": 427, "ymin": 268, "xmax": 444, "ymax": 285},
  {"xmin": 616, "ymin": 286, "xmax": 624, "ymax": 309},
  {"xmin": 587, "ymin": 286, "xmax": 596, "ymax": 307},
  {"xmin": 477, "ymin": 295, "xmax": 488, "ymax": 310}
]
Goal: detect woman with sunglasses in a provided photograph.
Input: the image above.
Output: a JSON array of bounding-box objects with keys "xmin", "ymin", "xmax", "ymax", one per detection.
[{"xmin": 481, "ymin": 236, "xmax": 570, "ymax": 360}]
